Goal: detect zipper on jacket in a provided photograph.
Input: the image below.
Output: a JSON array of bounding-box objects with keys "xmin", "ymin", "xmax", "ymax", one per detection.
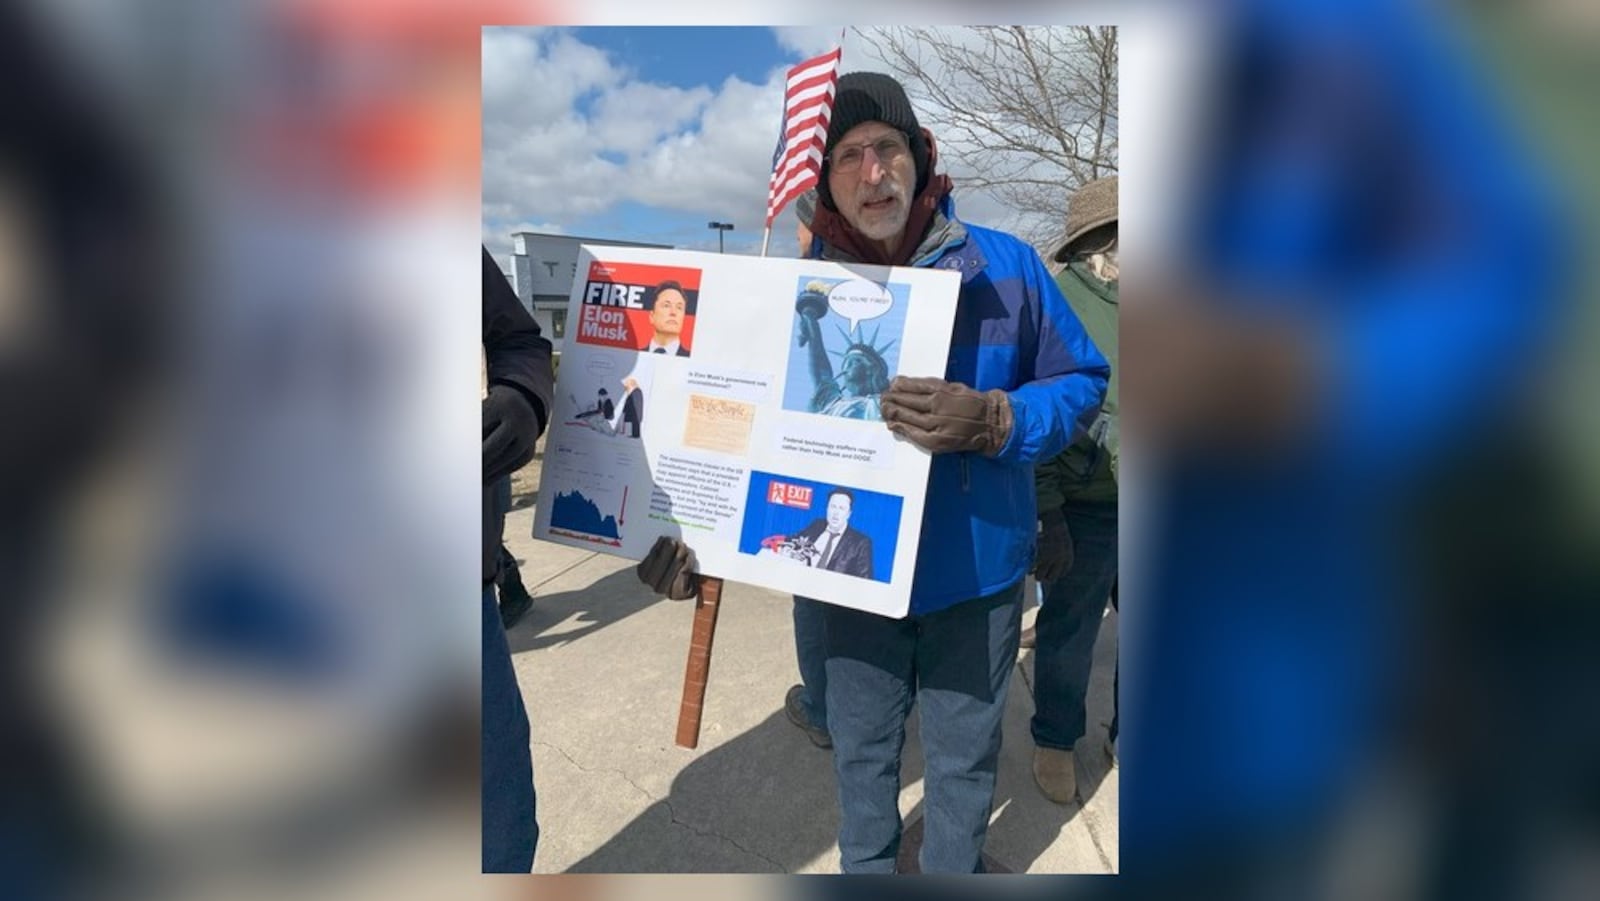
[{"xmin": 960, "ymin": 456, "xmax": 971, "ymax": 492}]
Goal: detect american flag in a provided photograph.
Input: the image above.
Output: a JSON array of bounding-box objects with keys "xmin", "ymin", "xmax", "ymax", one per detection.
[{"xmin": 765, "ymin": 47, "xmax": 842, "ymax": 227}]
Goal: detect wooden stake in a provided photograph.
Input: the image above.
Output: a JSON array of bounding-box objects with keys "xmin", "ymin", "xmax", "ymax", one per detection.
[{"xmin": 674, "ymin": 574, "xmax": 724, "ymax": 749}]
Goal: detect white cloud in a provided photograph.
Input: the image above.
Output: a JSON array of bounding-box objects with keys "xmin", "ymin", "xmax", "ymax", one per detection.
[
  {"xmin": 625, "ymin": 74, "xmax": 782, "ymax": 217},
  {"xmin": 482, "ymin": 29, "xmax": 632, "ymax": 230},
  {"xmin": 769, "ymin": 27, "xmax": 884, "ymax": 78},
  {"xmin": 591, "ymin": 82, "xmax": 714, "ymax": 154},
  {"xmin": 482, "ymin": 114, "xmax": 626, "ymax": 222},
  {"xmin": 481, "ymin": 27, "xmax": 1088, "ymax": 258},
  {"xmin": 481, "ymin": 29, "xmax": 621, "ymax": 138},
  {"xmin": 482, "ymin": 28, "xmax": 794, "ymax": 249},
  {"xmin": 770, "ymin": 27, "xmax": 843, "ymax": 59}
]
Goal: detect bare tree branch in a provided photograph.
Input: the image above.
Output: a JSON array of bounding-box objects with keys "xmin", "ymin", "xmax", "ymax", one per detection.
[{"xmin": 855, "ymin": 26, "xmax": 1118, "ymax": 254}]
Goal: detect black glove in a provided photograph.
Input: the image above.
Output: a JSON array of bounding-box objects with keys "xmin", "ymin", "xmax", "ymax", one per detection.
[
  {"xmin": 637, "ymin": 536, "xmax": 700, "ymax": 600},
  {"xmin": 880, "ymin": 376, "xmax": 1014, "ymax": 456},
  {"xmin": 1031, "ymin": 509, "xmax": 1074, "ymax": 583},
  {"xmin": 483, "ymin": 384, "xmax": 540, "ymax": 483}
]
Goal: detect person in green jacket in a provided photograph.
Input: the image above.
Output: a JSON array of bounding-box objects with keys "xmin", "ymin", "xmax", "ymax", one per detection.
[{"xmin": 1027, "ymin": 176, "xmax": 1119, "ymax": 804}]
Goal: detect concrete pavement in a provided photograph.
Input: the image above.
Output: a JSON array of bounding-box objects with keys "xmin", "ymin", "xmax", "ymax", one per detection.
[{"xmin": 497, "ymin": 450, "xmax": 1119, "ymax": 874}]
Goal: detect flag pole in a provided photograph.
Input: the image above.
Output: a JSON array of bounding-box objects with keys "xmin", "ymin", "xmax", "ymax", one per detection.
[
  {"xmin": 760, "ymin": 226, "xmax": 771, "ymax": 258},
  {"xmin": 674, "ymin": 574, "xmax": 723, "ymax": 749}
]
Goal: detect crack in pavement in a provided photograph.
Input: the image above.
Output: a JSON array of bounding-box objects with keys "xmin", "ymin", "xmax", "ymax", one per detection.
[
  {"xmin": 1082, "ymin": 806, "xmax": 1116, "ymax": 872},
  {"xmin": 533, "ymin": 741, "xmax": 788, "ymax": 872},
  {"xmin": 533, "ymin": 740, "xmax": 659, "ymax": 809},
  {"xmin": 659, "ymin": 804, "xmax": 787, "ymax": 872}
]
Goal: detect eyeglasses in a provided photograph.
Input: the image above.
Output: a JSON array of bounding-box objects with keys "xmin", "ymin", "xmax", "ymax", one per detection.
[{"xmin": 827, "ymin": 135, "xmax": 909, "ymax": 174}]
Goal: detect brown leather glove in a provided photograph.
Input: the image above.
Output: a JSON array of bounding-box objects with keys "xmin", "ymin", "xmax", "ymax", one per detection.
[
  {"xmin": 637, "ymin": 536, "xmax": 700, "ymax": 600},
  {"xmin": 880, "ymin": 376, "xmax": 1014, "ymax": 456},
  {"xmin": 1031, "ymin": 509, "xmax": 1074, "ymax": 583}
]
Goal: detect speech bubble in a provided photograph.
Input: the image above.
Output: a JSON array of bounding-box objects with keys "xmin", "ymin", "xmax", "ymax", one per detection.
[{"xmin": 827, "ymin": 279, "xmax": 893, "ymax": 335}]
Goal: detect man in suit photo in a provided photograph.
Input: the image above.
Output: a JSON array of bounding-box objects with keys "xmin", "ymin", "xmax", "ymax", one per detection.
[
  {"xmin": 791, "ymin": 488, "xmax": 874, "ymax": 580},
  {"xmin": 641, "ymin": 280, "xmax": 692, "ymax": 356}
]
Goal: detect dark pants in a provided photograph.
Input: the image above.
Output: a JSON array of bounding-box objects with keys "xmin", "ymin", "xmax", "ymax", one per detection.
[
  {"xmin": 793, "ymin": 596, "xmax": 828, "ymax": 729},
  {"xmin": 491, "ymin": 475, "xmax": 530, "ymax": 608},
  {"xmin": 1031, "ymin": 500, "xmax": 1118, "ymax": 751},
  {"xmin": 822, "ymin": 584, "xmax": 1023, "ymax": 873},
  {"xmin": 1109, "ymin": 581, "xmax": 1119, "ymax": 744},
  {"xmin": 495, "ymin": 544, "xmax": 528, "ymax": 600},
  {"xmin": 482, "ymin": 585, "xmax": 536, "ymax": 871}
]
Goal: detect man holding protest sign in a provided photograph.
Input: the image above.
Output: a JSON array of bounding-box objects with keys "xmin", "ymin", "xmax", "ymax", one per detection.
[{"xmin": 639, "ymin": 72, "xmax": 1108, "ymax": 873}]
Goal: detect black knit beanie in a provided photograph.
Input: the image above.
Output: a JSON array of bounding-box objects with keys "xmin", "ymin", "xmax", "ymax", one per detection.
[{"xmin": 817, "ymin": 72, "xmax": 929, "ymax": 212}]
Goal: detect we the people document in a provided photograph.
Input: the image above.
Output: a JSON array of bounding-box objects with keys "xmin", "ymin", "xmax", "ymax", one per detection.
[{"xmin": 532, "ymin": 245, "xmax": 959, "ymax": 618}]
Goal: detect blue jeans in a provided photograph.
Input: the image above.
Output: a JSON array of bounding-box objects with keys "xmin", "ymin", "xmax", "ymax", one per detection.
[
  {"xmin": 822, "ymin": 584, "xmax": 1023, "ymax": 873},
  {"xmin": 482, "ymin": 586, "xmax": 537, "ymax": 871},
  {"xmin": 1032, "ymin": 500, "xmax": 1118, "ymax": 751},
  {"xmin": 792, "ymin": 596, "xmax": 828, "ymax": 729}
]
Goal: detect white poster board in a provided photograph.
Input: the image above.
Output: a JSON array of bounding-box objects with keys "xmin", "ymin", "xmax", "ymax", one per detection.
[{"xmin": 532, "ymin": 245, "xmax": 959, "ymax": 618}]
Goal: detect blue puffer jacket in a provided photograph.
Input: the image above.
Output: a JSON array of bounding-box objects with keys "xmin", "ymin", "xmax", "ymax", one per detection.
[{"xmin": 815, "ymin": 197, "xmax": 1111, "ymax": 615}]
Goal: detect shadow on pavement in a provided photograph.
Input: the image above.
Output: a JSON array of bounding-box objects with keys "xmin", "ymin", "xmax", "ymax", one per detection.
[
  {"xmin": 505, "ymin": 566, "xmax": 667, "ymax": 655},
  {"xmin": 523, "ymin": 576, "xmax": 1113, "ymax": 873},
  {"xmin": 559, "ymin": 678, "xmax": 1089, "ymax": 873},
  {"xmin": 566, "ymin": 710, "xmax": 843, "ymax": 872}
]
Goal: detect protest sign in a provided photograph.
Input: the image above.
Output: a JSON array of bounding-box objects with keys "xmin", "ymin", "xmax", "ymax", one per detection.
[{"xmin": 533, "ymin": 245, "xmax": 959, "ymax": 618}]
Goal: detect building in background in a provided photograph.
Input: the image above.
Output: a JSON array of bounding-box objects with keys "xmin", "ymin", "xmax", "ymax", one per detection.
[{"xmin": 506, "ymin": 231, "xmax": 674, "ymax": 353}]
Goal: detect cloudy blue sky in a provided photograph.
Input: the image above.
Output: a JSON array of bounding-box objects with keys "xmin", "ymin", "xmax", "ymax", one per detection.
[{"xmin": 480, "ymin": 26, "xmax": 1036, "ymax": 265}]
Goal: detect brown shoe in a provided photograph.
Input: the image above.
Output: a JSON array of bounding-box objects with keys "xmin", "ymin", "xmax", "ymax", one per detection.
[
  {"xmin": 1019, "ymin": 626, "xmax": 1037, "ymax": 649},
  {"xmin": 783, "ymin": 684, "xmax": 832, "ymax": 749},
  {"xmin": 1032, "ymin": 747, "xmax": 1077, "ymax": 804}
]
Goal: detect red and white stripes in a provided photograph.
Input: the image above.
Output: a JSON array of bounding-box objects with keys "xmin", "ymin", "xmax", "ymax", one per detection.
[{"xmin": 765, "ymin": 47, "xmax": 841, "ymax": 227}]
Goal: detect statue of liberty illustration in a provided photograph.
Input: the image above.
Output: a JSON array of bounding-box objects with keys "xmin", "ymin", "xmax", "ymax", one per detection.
[{"xmin": 794, "ymin": 280, "xmax": 895, "ymax": 421}]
